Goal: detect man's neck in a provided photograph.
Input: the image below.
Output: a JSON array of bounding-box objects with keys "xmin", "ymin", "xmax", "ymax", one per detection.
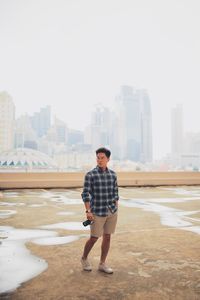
[{"xmin": 97, "ymin": 165, "xmax": 107, "ymax": 171}]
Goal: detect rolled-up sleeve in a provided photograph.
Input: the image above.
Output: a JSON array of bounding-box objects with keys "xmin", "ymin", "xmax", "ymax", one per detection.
[
  {"xmin": 114, "ymin": 176, "xmax": 119, "ymax": 201},
  {"xmin": 81, "ymin": 173, "xmax": 92, "ymax": 202}
]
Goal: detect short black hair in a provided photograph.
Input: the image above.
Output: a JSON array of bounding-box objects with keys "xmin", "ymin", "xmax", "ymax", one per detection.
[{"xmin": 96, "ymin": 147, "xmax": 111, "ymax": 158}]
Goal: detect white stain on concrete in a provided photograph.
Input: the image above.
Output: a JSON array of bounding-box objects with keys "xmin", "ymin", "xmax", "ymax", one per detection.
[
  {"xmin": 50, "ymin": 197, "xmax": 82, "ymax": 205},
  {"xmin": 0, "ymin": 240, "xmax": 48, "ymax": 294},
  {"xmin": 0, "ymin": 202, "xmax": 25, "ymax": 206},
  {"xmin": 28, "ymin": 203, "xmax": 46, "ymax": 207},
  {"xmin": 0, "ymin": 226, "xmax": 81, "ymax": 294},
  {"xmin": 0, "ymin": 210, "xmax": 16, "ymax": 219},
  {"xmin": 181, "ymin": 226, "xmax": 200, "ymax": 234},
  {"xmin": 0, "ymin": 226, "xmax": 57, "ymax": 294},
  {"xmin": 39, "ymin": 222, "xmax": 89, "ymax": 231},
  {"xmin": 32, "ymin": 235, "xmax": 79, "ymax": 245},
  {"xmin": 120, "ymin": 198, "xmax": 200, "ymax": 234},
  {"xmin": 146, "ymin": 197, "xmax": 200, "ymax": 203},
  {"xmin": 57, "ymin": 211, "xmax": 75, "ymax": 216},
  {"xmin": 2, "ymin": 192, "xmax": 20, "ymax": 197},
  {"xmin": 0, "ymin": 226, "xmax": 57, "ymax": 242},
  {"xmin": 39, "ymin": 190, "xmax": 82, "ymax": 205},
  {"xmin": 160, "ymin": 187, "xmax": 200, "ymax": 197}
]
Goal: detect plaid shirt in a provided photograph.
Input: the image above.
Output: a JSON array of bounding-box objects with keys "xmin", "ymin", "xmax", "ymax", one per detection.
[{"xmin": 81, "ymin": 166, "xmax": 119, "ymax": 216}]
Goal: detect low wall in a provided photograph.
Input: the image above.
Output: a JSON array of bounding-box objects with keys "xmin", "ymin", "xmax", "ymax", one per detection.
[{"xmin": 1, "ymin": 171, "xmax": 200, "ymax": 189}]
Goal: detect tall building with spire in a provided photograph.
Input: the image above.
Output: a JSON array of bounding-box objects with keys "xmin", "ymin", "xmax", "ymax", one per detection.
[
  {"xmin": 0, "ymin": 91, "xmax": 15, "ymax": 152},
  {"xmin": 114, "ymin": 86, "xmax": 152, "ymax": 162},
  {"xmin": 171, "ymin": 104, "xmax": 183, "ymax": 154},
  {"xmin": 114, "ymin": 86, "xmax": 141, "ymax": 160}
]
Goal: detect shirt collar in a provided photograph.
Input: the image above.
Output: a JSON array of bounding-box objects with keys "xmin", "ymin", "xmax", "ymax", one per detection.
[{"xmin": 96, "ymin": 165, "xmax": 109, "ymax": 173}]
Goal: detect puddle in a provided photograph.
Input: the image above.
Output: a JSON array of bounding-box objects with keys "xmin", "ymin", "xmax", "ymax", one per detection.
[
  {"xmin": 0, "ymin": 240, "xmax": 48, "ymax": 294},
  {"xmin": 0, "ymin": 210, "xmax": 16, "ymax": 219},
  {"xmin": 0, "ymin": 225, "xmax": 82, "ymax": 294},
  {"xmin": 120, "ymin": 198, "xmax": 200, "ymax": 234},
  {"xmin": 146, "ymin": 197, "xmax": 200, "ymax": 203},
  {"xmin": 0, "ymin": 226, "xmax": 57, "ymax": 294},
  {"xmin": 160, "ymin": 187, "xmax": 200, "ymax": 197},
  {"xmin": 28, "ymin": 203, "xmax": 46, "ymax": 207},
  {"xmin": 32, "ymin": 235, "xmax": 79, "ymax": 245},
  {"xmin": 50, "ymin": 197, "xmax": 82, "ymax": 205},
  {"xmin": 39, "ymin": 222, "xmax": 89, "ymax": 231},
  {"xmin": 2, "ymin": 192, "xmax": 20, "ymax": 197},
  {"xmin": 181, "ymin": 226, "xmax": 200, "ymax": 234},
  {"xmin": 57, "ymin": 211, "xmax": 75, "ymax": 216},
  {"xmin": 0, "ymin": 202, "xmax": 25, "ymax": 207},
  {"xmin": 0, "ymin": 226, "xmax": 57, "ymax": 241}
]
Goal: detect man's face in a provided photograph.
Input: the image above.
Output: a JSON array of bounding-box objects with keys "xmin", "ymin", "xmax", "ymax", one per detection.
[{"xmin": 96, "ymin": 152, "xmax": 109, "ymax": 169}]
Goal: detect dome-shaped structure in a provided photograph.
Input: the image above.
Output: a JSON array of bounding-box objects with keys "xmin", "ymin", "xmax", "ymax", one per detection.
[{"xmin": 0, "ymin": 148, "xmax": 58, "ymax": 169}]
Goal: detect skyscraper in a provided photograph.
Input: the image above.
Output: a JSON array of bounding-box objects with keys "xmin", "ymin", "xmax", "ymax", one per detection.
[
  {"xmin": 0, "ymin": 91, "xmax": 15, "ymax": 152},
  {"xmin": 86, "ymin": 104, "xmax": 112, "ymax": 150},
  {"xmin": 31, "ymin": 106, "xmax": 51, "ymax": 137},
  {"xmin": 138, "ymin": 89, "xmax": 153, "ymax": 162},
  {"xmin": 171, "ymin": 104, "xmax": 183, "ymax": 154},
  {"xmin": 116, "ymin": 86, "xmax": 141, "ymax": 161},
  {"xmin": 54, "ymin": 118, "xmax": 68, "ymax": 144},
  {"xmin": 114, "ymin": 86, "xmax": 152, "ymax": 162},
  {"xmin": 15, "ymin": 114, "xmax": 37, "ymax": 149}
]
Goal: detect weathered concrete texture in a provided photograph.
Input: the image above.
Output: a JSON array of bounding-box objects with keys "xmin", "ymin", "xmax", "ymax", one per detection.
[
  {"xmin": 1, "ymin": 171, "xmax": 200, "ymax": 189},
  {"xmin": 0, "ymin": 186, "xmax": 200, "ymax": 300}
]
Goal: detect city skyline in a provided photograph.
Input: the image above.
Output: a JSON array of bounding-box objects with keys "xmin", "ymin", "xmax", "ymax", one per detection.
[
  {"xmin": 1, "ymin": 0, "xmax": 200, "ymax": 159},
  {"xmin": 1, "ymin": 89, "xmax": 200, "ymax": 170},
  {"xmin": 0, "ymin": 87, "xmax": 198, "ymax": 161},
  {"xmin": 1, "ymin": 86, "xmax": 153, "ymax": 161}
]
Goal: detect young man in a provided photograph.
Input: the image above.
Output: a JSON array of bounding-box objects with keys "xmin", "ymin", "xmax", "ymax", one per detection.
[{"xmin": 81, "ymin": 147, "xmax": 119, "ymax": 274}]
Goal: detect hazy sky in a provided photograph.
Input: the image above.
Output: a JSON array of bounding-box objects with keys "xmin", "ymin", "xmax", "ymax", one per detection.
[{"xmin": 0, "ymin": 0, "xmax": 200, "ymax": 159}]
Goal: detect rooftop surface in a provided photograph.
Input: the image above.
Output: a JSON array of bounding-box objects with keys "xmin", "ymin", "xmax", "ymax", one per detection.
[{"xmin": 0, "ymin": 186, "xmax": 200, "ymax": 300}]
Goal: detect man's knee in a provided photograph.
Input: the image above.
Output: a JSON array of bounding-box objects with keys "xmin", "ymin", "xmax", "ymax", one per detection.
[
  {"xmin": 90, "ymin": 236, "xmax": 98, "ymax": 243},
  {"xmin": 103, "ymin": 233, "xmax": 111, "ymax": 241}
]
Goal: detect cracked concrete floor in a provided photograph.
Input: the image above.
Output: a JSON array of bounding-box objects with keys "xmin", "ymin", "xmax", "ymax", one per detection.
[{"xmin": 0, "ymin": 186, "xmax": 200, "ymax": 300}]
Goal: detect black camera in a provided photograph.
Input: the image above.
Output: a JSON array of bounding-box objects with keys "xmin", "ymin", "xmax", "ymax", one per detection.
[{"xmin": 82, "ymin": 219, "xmax": 92, "ymax": 226}]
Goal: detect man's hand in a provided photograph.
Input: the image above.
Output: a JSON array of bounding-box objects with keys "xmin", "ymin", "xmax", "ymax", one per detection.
[{"xmin": 86, "ymin": 211, "xmax": 94, "ymax": 221}]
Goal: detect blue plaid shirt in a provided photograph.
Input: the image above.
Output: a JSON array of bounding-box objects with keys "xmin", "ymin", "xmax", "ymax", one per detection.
[{"xmin": 81, "ymin": 166, "xmax": 119, "ymax": 216}]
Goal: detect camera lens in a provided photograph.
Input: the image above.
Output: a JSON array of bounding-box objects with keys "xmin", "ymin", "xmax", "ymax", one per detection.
[{"xmin": 82, "ymin": 219, "xmax": 91, "ymax": 226}]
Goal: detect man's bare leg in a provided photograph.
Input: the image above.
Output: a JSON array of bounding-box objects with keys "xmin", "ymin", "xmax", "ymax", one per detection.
[
  {"xmin": 98, "ymin": 233, "xmax": 113, "ymax": 273},
  {"xmin": 82, "ymin": 236, "xmax": 98, "ymax": 259},
  {"xmin": 100, "ymin": 233, "xmax": 111, "ymax": 264}
]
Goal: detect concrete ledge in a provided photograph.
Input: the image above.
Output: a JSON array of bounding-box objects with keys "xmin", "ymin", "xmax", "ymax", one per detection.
[{"xmin": 1, "ymin": 171, "xmax": 200, "ymax": 189}]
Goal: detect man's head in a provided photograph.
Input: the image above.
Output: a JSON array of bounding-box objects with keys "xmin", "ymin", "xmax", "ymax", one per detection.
[{"xmin": 96, "ymin": 147, "xmax": 111, "ymax": 169}]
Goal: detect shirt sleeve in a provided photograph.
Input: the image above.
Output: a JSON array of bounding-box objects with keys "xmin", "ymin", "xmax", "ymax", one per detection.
[
  {"xmin": 114, "ymin": 175, "xmax": 119, "ymax": 201},
  {"xmin": 81, "ymin": 173, "xmax": 92, "ymax": 202}
]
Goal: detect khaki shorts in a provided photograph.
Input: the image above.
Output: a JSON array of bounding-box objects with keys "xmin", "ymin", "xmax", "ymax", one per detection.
[{"xmin": 90, "ymin": 211, "xmax": 118, "ymax": 238}]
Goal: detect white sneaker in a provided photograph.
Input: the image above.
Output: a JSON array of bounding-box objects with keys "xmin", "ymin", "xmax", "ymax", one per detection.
[
  {"xmin": 98, "ymin": 263, "xmax": 113, "ymax": 274},
  {"xmin": 81, "ymin": 258, "xmax": 92, "ymax": 271}
]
